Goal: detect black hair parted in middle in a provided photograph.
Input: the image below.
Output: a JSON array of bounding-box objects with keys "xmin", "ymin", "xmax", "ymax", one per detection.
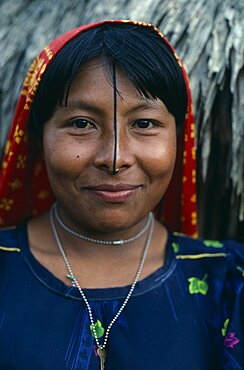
[{"xmin": 29, "ymin": 23, "xmax": 188, "ymax": 136}]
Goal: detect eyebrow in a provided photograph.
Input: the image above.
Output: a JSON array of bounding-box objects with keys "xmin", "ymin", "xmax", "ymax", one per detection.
[
  {"xmin": 57, "ymin": 98, "xmax": 168, "ymax": 115},
  {"xmin": 57, "ymin": 101, "xmax": 105, "ymax": 115},
  {"xmin": 126, "ymin": 100, "xmax": 168, "ymax": 114}
]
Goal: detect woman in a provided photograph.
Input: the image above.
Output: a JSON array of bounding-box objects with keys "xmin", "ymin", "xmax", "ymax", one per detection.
[{"xmin": 0, "ymin": 20, "xmax": 243, "ymax": 370}]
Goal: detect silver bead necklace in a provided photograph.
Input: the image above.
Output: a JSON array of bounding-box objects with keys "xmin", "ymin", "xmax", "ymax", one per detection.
[
  {"xmin": 49, "ymin": 206, "xmax": 154, "ymax": 369},
  {"xmin": 53, "ymin": 202, "xmax": 152, "ymax": 245}
]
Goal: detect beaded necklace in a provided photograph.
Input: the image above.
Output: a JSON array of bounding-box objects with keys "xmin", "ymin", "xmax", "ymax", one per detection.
[{"xmin": 49, "ymin": 206, "xmax": 154, "ymax": 369}]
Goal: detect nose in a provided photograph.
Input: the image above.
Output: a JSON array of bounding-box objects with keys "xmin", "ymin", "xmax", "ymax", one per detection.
[{"xmin": 93, "ymin": 124, "xmax": 134, "ymax": 174}]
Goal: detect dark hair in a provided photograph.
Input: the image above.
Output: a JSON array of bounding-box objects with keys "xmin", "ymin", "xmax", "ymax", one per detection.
[{"xmin": 29, "ymin": 23, "xmax": 187, "ymax": 136}]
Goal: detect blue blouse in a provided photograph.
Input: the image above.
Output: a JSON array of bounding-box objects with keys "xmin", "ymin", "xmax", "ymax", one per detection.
[{"xmin": 0, "ymin": 224, "xmax": 243, "ymax": 369}]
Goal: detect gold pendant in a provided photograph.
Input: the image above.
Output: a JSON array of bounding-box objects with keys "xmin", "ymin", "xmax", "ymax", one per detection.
[{"xmin": 97, "ymin": 346, "xmax": 106, "ymax": 370}]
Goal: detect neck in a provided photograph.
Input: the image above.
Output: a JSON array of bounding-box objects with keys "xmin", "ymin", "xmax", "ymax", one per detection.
[
  {"xmin": 53, "ymin": 219, "xmax": 152, "ymax": 263},
  {"xmin": 49, "ymin": 206, "xmax": 162, "ymax": 289},
  {"xmin": 55, "ymin": 203, "xmax": 152, "ymax": 248},
  {"xmin": 27, "ymin": 210, "xmax": 168, "ymax": 289}
]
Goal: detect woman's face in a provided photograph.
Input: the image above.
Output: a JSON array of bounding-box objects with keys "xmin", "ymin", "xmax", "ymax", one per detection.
[{"xmin": 43, "ymin": 59, "xmax": 177, "ymax": 233}]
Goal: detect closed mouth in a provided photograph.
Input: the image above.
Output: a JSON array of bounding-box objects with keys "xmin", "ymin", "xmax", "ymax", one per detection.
[
  {"xmin": 84, "ymin": 184, "xmax": 141, "ymax": 203},
  {"xmin": 85, "ymin": 183, "xmax": 141, "ymax": 192}
]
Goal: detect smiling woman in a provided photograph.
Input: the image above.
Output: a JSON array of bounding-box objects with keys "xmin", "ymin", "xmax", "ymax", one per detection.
[
  {"xmin": 0, "ymin": 20, "xmax": 243, "ymax": 370},
  {"xmin": 43, "ymin": 59, "xmax": 176, "ymax": 234}
]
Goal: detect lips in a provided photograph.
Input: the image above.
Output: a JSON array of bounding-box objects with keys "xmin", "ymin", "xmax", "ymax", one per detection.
[
  {"xmin": 86, "ymin": 183, "xmax": 140, "ymax": 191},
  {"xmin": 84, "ymin": 183, "xmax": 141, "ymax": 203}
]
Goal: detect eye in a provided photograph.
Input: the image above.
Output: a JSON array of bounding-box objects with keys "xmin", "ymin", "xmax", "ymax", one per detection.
[
  {"xmin": 71, "ymin": 118, "xmax": 96, "ymax": 129},
  {"xmin": 133, "ymin": 119, "xmax": 156, "ymax": 129}
]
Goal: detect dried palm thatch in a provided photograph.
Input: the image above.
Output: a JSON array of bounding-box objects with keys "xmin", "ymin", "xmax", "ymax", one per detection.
[{"xmin": 0, "ymin": 0, "xmax": 243, "ymax": 240}]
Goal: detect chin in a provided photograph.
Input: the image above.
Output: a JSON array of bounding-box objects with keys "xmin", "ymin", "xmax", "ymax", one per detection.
[{"xmin": 85, "ymin": 208, "xmax": 145, "ymax": 234}]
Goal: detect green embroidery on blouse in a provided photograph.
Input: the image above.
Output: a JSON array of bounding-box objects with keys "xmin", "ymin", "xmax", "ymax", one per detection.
[
  {"xmin": 90, "ymin": 320, "xmax": 105, "ymax": 338},
  {"xmin": 222, "ymin": 318, "xmax": 230, "ymax": 337},
  {"xmin": 172, "ymin": 242, "xmax": 179, "ymax": 254},
  {"xmin": 236, "ymin": 266, "xmax": 244, "ymax": 277},
  {"xmin": 203, "ymin": 240, "xmax": 223, "ymax": 248},
  {"xmin": 188, "ymin": 274, "xmax": 208, "ymax": 295}
]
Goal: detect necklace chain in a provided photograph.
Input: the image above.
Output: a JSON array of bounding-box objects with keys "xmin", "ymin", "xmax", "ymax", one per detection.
[
  {"xmin": 54, "ymin": 202, "xmax": 152, "ymax": 245},
  {"xmin": 49, "ymin": 205, "xmax": 154, "ymax": 350}
]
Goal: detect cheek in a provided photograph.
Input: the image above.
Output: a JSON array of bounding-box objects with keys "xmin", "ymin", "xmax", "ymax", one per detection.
[
  {"xmin": 142, "ymin": 140, "xmax": 177, "ymax": 207},
  {"xmin": 140, "ymin": 136, "xmax": 177, "ymax": 181},
  {"xmin": 43, "ymin": 133, "xmax": 91, "ymax": 180}
]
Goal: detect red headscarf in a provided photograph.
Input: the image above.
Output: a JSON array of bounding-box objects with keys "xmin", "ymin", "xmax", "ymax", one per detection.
[{"xmin": 0, "ymin": 20, "xmax": 197, "ymax": 236}]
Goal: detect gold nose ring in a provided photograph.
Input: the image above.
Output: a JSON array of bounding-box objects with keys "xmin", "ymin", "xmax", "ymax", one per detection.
[{"xmin": 108, "ymin": 168, "xmax": 120, "ymax": 175}]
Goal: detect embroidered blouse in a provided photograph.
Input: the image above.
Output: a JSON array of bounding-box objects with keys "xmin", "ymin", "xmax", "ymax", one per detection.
[{"xmin": 0, "ymin": 224, "xmax": 243, "ymax": 369}]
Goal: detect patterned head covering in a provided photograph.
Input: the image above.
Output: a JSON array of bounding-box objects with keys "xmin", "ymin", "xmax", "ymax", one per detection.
[{"xmin": 0, "ymin": 20, "xmax": 197, "ymax": 236}]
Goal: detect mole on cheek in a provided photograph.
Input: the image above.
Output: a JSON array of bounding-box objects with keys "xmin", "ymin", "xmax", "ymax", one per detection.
[{"xmin": 76, "ymin": 155, "xmax": 80, "ymax": 158}]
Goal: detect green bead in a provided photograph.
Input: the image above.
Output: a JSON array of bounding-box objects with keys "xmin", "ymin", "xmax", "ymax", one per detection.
[{"xmin": 67, "ymin": 274, "xmax": 76, "ymax": 281}]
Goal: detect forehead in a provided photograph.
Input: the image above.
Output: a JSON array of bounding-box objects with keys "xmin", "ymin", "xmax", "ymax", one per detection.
[
  {"xmin": 65, "ymin": 58, "xmax": 169, "ymax": 114},
  {"xmin": 69, "ymin": 58, "xmax": 140, "ymax": 100}
]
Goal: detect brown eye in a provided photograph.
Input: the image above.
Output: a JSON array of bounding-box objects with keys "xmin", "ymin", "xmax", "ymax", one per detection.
[
  {"xmin": 133, "ymin": 120, "xmax": 155, "ymax": 129},
  {"xmin": 72, "ymin": 119, "xmax": 95, "ymax": 129}
]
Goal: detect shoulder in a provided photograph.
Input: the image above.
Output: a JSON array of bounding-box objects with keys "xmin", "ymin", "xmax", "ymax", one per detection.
[
  {"xmin": 0, "ymin": 226, "xmax": 22, "ymax": 253},
  {"xmin": 171, "ymin": 234, "xmax": 244, "ymax": 356},
  {"xmin": 171, "ymin": 232, "xmax": 244, "ymax": 296},
  {"xmin": 170, "ymin": 233, "xmax": 244, "ymax": 290},
  {"xmin": 172, "ymin": 232, "xmax": 244, "ymax": 265}
]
